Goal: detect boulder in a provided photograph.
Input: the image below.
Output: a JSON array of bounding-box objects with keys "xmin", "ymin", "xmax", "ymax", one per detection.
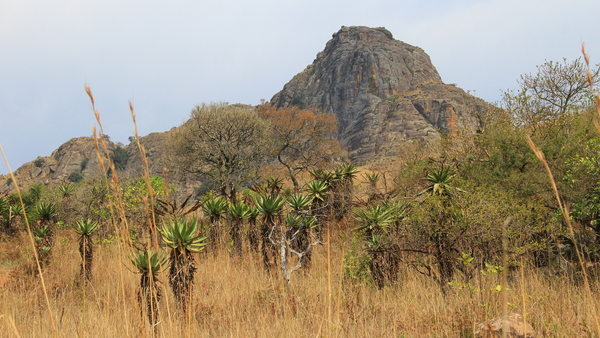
[{"xmin": 475, "ymin": 313, "xmax": 536, "ymax": 338}]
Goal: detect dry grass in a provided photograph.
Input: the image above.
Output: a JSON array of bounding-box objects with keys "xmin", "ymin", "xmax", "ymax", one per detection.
[{"xmin": 0, "ymin": 225, "xmax": 599, "ymax": 337}]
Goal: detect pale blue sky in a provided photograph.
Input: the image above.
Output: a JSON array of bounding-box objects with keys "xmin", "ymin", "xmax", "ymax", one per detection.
[{"xmin": 1, "ymin": 0, "xmax": 599, "ymax": 175}]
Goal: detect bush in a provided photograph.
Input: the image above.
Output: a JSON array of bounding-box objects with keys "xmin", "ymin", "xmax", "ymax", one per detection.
[
  {"xmin": 112, "ymin": 146, "xmax": 129, "ymax": 171},
  {"xmin": 69, "ymin": 171, "xmax": 84, "ymax": 183},
  {"xmin": 80, "ymin": 158, "xmax": 89, "ymax": 172}
]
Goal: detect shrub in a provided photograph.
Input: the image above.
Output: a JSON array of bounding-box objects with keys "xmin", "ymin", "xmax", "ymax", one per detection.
[
  {"xmin": 80, "ymin": 158, "xmax": 89, "ymax": 172},
  {"xmin": 69, "ymin": 171, "xmax": 84, "ymax": 183}
]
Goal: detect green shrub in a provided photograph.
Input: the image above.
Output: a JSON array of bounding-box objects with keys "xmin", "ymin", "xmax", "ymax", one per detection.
[
  {"xmin": 69, "ymin": 171, "xmax": 84, "ymax": 183},
  {"xmin": 80, "ymin": 157, "xmax": 89, "ymax": 172}
]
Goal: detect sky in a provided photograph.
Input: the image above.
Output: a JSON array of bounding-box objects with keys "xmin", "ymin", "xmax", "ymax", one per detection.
[{"xmin": 1, "ymin": 0, "xmax": 599, "ymax": 175}]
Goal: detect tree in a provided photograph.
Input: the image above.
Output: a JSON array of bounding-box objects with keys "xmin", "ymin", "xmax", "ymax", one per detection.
[
  {"xmin": 168, "ymin": 103, "xmax": 270, "ymax": 201},
  {"xmin": 504, "ymin": 57, "xmax": 599, "ymax": 129},
  {"xmin": 258, "ymin": 103, "xmax": 343, "ymax": 189}
]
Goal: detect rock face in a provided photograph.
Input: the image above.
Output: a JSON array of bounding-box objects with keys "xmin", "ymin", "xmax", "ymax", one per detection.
[
  {"xmin": 0, "ymin": 137, "xmax": 110, "ymax": 192},
  {"xmin": 122, "ymin": 131, "xmax": 170, "ymax": 177},
  {"xmin": 271, "ymin": 26, "xmax": 489, "ymax": 162}
]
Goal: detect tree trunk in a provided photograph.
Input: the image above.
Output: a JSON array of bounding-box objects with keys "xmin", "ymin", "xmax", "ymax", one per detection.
[{"xmin": 230, "ymin": 218, "xmax": 243, "ymax": 257}]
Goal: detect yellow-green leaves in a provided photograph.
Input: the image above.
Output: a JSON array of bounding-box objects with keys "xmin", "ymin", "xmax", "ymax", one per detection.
[{"xmin": 158, "ymin": 218, "xmax": 209, "ymax": 253}]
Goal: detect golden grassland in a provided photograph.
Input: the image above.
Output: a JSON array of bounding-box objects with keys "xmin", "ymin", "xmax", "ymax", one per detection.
[{"xmin": 0, "ymin": 224, "xmax": 599, "ymax": 338}]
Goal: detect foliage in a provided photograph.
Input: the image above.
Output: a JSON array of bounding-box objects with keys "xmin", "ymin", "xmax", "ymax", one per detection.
[
  {"xmin": 158, "ymin": 217, "xmax": 209, "ymax": 254},
  {"xmin": 80, "ymin": 157, "xmax": 90, "ymax": 172},
  {"xmin": 111, "ymin": 146, "xmax": 129, "ymax": 171},
  {"xmin": 68, "ymin": 171, "xmax": 84, "ymax": 183},
  {"xmin": 72, "ymin": 219, "xmax": 99, "ymax": 236},
  {"xmin": 12, "ymin": 183, "xmax": 44, "ymax": 208},
  {"xmin": 34, "ymin": 158, "xmax": 45, "ymax": 168},
  {"xmin": 122, "ymin": 175, "xmax": 169, "ymax": 226},
  {"xmin": 122, "ymin": 176, "xmax": 168, "ymax": 209},
  {"xmin": 34, "ymin": 202, "xmax": 57, "ymax": 224}
]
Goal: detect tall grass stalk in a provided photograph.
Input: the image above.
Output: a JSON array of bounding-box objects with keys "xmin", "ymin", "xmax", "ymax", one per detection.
[
  {"xmin": 582, "ymin": 45, "xmax": 600, "ymax": 124},
  {"xmin": 85, "ymin": 85, "xmax": 132, "ymax": 337},
  {"xmin": 129, "ymin": 101, "xmax": 160, "ymax": 250}
]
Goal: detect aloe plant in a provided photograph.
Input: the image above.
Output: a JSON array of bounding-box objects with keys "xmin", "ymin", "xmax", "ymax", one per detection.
[
  {"xmin": 418, "ymin": 166, "xmax": 459, "ymax": 197},
  {"xmin": 305, "ymin": 180, "xmax": 329, "ymax": 216},
  {"xmin": 203, "ymin": 196, "xmax": 228, "ymax": 250},
  {"xmin": 255, "ymin": 194, "xmax": 286, "ymax": 271},
  {"xmin": 228, "ymin": 201, "xmax": 250, "ymax": 257},
  {"xmin": 158, "ymin": 217, "xmax": 208, "ymax": 312},
  {"xmin": 354, "ymin": 204, "xmax": 394, "ymax": 238},
  {"xmin": 58, "ymin": 184, "xmax": 75, "ymax": 199},
  {"xmin": 34, "ymin": 202, "xmax": 57, "ymax": 226},
  {"xmin": 354, "ymin": 202, "xmax": 400, "ymax": 289},
  {"xmin": 131, "ymin": 249, "xmax": 167, "ymax": 327},
  {"xmin": 72, "ymin": 219, "xmax": 98, "ymax": 282},
  {"xmin": 287, "ymin": 193, "xmax": 316, "ymax": 267},
  {"xmin": 287, "ymin": 193, "xmax": 314, "ymax": 214},
  {"xmin": 246, "ymin": 204, "xmax": 261, "ymax": 252}
]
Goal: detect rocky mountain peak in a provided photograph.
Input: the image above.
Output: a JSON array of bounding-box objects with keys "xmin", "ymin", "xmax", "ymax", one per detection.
[{"xmin": 271, "ymin": 26, "xmax": 488, "ymax": 162}]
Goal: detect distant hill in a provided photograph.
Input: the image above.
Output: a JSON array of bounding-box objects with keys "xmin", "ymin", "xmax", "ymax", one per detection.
[{"xmin": 0, "ymin": 132, "xmax": 172, "ymax": 193}]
